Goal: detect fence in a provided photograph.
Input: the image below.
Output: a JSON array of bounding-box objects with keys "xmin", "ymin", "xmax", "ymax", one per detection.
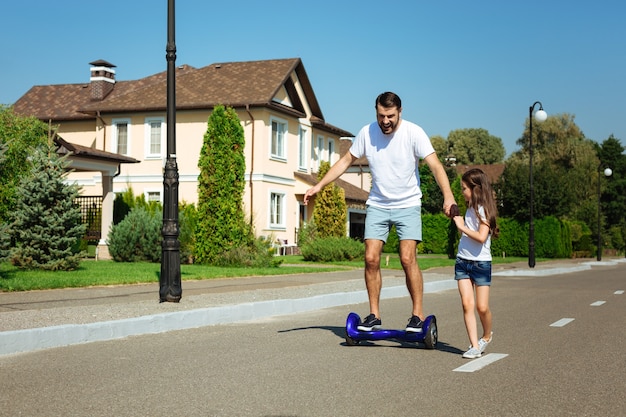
[{"xmin": 75, "ymin": 196, "xmax": 102, "ymax": 243}]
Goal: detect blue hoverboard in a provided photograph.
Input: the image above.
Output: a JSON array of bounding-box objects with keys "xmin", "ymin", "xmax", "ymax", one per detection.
[{"xmin": 344, "ymin": 312, "xmax": 438, "ymax": 349}]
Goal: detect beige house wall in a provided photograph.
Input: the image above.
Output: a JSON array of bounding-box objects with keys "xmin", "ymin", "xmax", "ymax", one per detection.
[{"xmin": 59, "ymin": 104, "xmax": 350, "ymax": 247}]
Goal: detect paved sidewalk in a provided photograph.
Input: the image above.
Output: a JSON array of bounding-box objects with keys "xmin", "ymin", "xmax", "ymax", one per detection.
[{"xmin": 1, "ymin": 258, "xmax": 622, "ymax": 356}]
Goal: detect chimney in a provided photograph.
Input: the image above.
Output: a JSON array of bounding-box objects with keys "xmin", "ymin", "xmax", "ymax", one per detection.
[{"xmin": 89, "ymin": 59, "xmax": 116, "ymax": 101}]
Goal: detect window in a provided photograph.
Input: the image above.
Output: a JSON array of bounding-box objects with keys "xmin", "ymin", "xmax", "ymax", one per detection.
[
  {"xmin": 327, "ymin": 139, "xmax": 335, "ymax": 163},
  {"xmin": 315, "ymin": 135, "xmax": 325, "ymax": 170},
  {"xmin": 270, "ymin": 118, "xmax": 287, "ymax": 159},
  {"xmin": 145, "ymin": 191, "xmax": 162, "ymax": 203},
  {"xmin": 112, "ymin": 119, "xmax": 130, "ymax": 155},
  {"xmin": 145, "ymin": 117, "xmax": 164, "ymax": 159},
  {"xmin": 298, "ymin": 126, "xmax": 307, "ymax": 169},
  {"xmin": 269, "ymin": 191, "xmax": 286, "ymax": 228}
]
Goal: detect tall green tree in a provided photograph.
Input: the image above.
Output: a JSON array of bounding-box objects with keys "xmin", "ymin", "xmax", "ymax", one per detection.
[
  {"xmin": 501, "ymin": 113, "xmax": 599, "ymax": 222},
  {"xmin": 597, "ymin": 135, "xmax": 626, "ymax": 229},
  {"xmin": 313, "ymin": 161, "xmax": 347, "ymax": 238},
  {"xmin": 9, "ymin": 143, "xmax": 85, "ymax": 270},
  {"xmin": 0, "ymin": 105, "xmax": 49, "ymax": 222},
  {"xmin": 596, "ymin": 135, "xmax": 626, "ymax": 252},
  {"xmin": 194, "ymin": 105, "xmax": 252, "ymax": 264},
  {"xmin": 447, "ymin": 128, "xmax": 505, "ymax": 164}
]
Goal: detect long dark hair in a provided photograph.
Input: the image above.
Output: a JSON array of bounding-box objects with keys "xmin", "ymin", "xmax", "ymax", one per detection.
[{"xmin": 462, "ymin": 168, "xmax": 499, "ymax": 238}]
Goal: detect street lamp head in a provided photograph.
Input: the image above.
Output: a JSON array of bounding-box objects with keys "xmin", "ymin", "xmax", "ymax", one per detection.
[
  {"xmin": 534, "ymin": 109, "xmax": 548, "ymax": 122},
  {"xmin": 603, "ymin": 167, "xmax": 613, "ymax": 177}
]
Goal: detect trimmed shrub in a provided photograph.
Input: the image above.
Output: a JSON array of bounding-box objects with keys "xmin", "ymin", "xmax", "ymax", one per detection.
[
  {"xmin": 214, "ymin": 236, "xmax": 282, "ymax": 268},
  {"xmin": 300, "ymin": 236, "xmax": 364, "ymax": 262},
  {"xmin": 108, "ymin": 207, "xmax": 162, "ymax": 262}
]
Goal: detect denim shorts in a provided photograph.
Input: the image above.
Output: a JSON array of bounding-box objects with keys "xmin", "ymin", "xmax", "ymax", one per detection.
[
  {"xmin": 364, "ymin": 205, "xmax": 422, "ymax": 242},
  {"xmin": 454, "ymin": 257, "xmax": 492, "ymax": 286}
]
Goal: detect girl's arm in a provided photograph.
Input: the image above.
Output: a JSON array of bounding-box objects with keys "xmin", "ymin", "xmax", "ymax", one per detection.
[{"xmin": 453, "ymin": 216, "xmax": 491, "ymax": 244}]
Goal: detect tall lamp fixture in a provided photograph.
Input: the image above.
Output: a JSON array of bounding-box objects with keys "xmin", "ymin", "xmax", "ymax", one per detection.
[
  {"xmin": 528, "ymin": 101, "xmax": 547, "ymax": 268},
  {"xmin": 597, "ymin": 165, "xmax": 613, "ymax": 261},
  {"xmin": 160, "ymin": 0, "xmax": 182, "ymax": 302}
]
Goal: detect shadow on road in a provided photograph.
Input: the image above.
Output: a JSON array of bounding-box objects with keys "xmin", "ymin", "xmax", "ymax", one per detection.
[{"xmin": 278, "ymin": 325, "xmax": 464, "ymax": 354}]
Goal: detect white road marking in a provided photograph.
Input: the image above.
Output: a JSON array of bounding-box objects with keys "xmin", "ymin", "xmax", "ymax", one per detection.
[
  {"xmin": 550, "ymin": 318, "xmax": 575, "ymax": 327},
  {"xmin": 590, "ymin": 301, "xmax": 606, "ymax": 306},
  {"xmin": 615, "ymin": 290, "xmax": 624, "ymax": 295},
  {"xmin": 453, "ymin": 353, "xmax": 508, "ymax": 373}
]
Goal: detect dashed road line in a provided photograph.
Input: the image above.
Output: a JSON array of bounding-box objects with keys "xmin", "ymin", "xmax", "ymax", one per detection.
[
  {"xmin": 615, "ymin": 290, "xmax": 624, "ymax": 295},
  {"xmin": 590, "ymin": 301, "xmax": 606, "ymax": 306},
  {"xmin": 453, "ymin": 353, "xmax": 508, "ymax": 373},
  {"xmin": 550, "ymin": 318, "xmax": 575, "ymax": 327}
]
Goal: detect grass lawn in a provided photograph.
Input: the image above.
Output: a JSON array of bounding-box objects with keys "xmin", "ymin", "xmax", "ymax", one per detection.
[{"xmin": 0, "ymin": 254, "xmax": 529, "ymax": 292}]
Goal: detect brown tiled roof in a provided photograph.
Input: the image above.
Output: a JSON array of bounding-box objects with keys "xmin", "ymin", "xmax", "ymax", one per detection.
[
  {"xmin": 13, "ymin": 58, "xmax": 353, "ymax": 137},
  {"xmin": 455, "ymin": 163, "xmax": 505, "ymax": 184},
  {"xmin": 339, "ymin": 137, "xmax": 368, "ymax": 166},
  {"xmin": 55, "ymin": 136, "xmax": 139, "ymax": 164},
  {"xmin": 294, "ymin": 171, "xmax": 369, "ymax": 203}
]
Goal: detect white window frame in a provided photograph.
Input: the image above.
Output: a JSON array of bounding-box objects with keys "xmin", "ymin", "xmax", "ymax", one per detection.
[
  {"xmin": 269, "ymin": 190, "xmax": 286, "ymax": 229},
  {"xmin": 315, "ymin": 135, "xmax": 325, "ymax": 170},
  {"xmin": 144, "ymin": 189, "xmax": 162, "ymax": 204},
  {"xmin": 270, "ymin": 117, "xmax": 288, "ymax": 160},
  {"xmin": 112, "ymin": 118, "xmax": 131, "ymax": 156},
  {"xmin": 144, "ymin": 117, "xmax": 165, "ymax": 160},
  {"xmin": 327, "ymin": 138, "xmax": 335, "ymax": 164},
  {"xmin": 298, "ymin": 125, "xmax": 308, "ymax": 170}
]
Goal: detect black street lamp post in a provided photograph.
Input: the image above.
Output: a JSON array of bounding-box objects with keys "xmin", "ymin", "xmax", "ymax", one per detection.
[
  {"xmin": 528, "ymin": 101, "xmax": 547, "ymax": 268},
  {"xmin": 597, "ymin": 165, "xmax": 613, "ymax": 261},
  {"xmin": 160, "ymin": 0, "xmax": 182, "ymax": 302}
]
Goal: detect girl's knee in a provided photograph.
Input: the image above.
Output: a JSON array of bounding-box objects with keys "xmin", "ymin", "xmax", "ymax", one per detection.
[{"xmin": 476, "ymin": 303, "xmax": 490, "ymax": 316}]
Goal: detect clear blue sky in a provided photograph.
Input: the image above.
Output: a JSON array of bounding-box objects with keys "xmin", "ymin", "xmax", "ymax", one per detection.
[{"xmin": 2, "ymin": 0, "xmax": 625, "ymax": 156}]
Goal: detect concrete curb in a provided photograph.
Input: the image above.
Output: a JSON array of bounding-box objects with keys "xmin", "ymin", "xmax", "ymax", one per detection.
[{"xmin": 2, "ymin": 260, "xmax": 623, "ymax": 357}]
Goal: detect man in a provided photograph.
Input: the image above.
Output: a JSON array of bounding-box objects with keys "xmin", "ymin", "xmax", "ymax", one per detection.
[{"xmin": 303, "ymin": 92, "xmax": 456, "ymax": 332}]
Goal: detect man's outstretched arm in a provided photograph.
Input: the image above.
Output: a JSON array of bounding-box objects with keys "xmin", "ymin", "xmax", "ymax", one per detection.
[{"xmin": 303, "ymin": 152, "xmax": 358, "ymax": 205}]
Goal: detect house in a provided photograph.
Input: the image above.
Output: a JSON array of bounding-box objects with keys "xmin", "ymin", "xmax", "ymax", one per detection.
[{"xmin": 13, "ymin": 58, "xmax": 369, "ymax": 259}]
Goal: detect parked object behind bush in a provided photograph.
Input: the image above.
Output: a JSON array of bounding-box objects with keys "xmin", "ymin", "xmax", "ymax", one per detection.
[{"xmin": 108, "ymin": 207, "xmax": 162, "ymax": 262}]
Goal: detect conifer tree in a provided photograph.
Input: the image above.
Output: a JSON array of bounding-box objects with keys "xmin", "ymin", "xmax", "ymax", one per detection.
[
  {"xmin": 194, "ymin": 105, "xmax": 252, "ymax": 264},
  {"xmin": 313, "ymin": 161, "xmax": 347, "ymax": 238},
  {"xmin": 9, "ymin": 143, "xmax": 85, "ymax": 270}
]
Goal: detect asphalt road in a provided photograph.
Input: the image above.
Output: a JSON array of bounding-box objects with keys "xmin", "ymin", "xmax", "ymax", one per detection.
[{"xmin": 1, "ymin": 263, "xmax": 624, "ymax": 416}]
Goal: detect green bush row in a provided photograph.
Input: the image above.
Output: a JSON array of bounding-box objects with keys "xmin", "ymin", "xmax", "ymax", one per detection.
[{"xmin": 382, "ymin": 214, "xmax": 599, "ymax": 259}]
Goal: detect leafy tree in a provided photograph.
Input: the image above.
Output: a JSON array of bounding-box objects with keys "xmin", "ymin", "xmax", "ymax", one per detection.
[
  {"xmin": 194, "ymin": 105, "xmax": 252, "ymax": 264},
  {"xmin": 0, "ymin": 105, "xmax": 49, "ymax": 222},
  {"xmin": 0, "ymin": 142, "xmax": 10, "ymax": 261},
  {"xmin": 9, "ymin": 143, "xmax": 85, "ymax": 270},
  {"xmin": 429, "ymin": 134, "xmax": 448, "ymax": 162},
  {"xmin": 313, "ymin": 161, "xmax": 348, "ymax": 238},
  {"xmin": 501, "ymin": 113, "xmax": 599, "ymax": 222},
  {"xmin": 447, "ymin": 128, "xmax": 505, "ymax": 165}
]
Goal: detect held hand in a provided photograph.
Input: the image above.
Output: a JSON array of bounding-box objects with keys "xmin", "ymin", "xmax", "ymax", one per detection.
[
  {"xmin": 452, "ymin": 215, "xmax": 464, "ymax": 229},
  {"xmin": 444, "ymin": 200, "xmax": 458, "ymax": 218}
]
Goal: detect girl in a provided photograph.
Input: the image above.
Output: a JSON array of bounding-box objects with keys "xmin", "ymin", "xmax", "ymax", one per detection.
[{"xmin": 453, "ymin": 168, "xmax": 499, "ymax": 359}]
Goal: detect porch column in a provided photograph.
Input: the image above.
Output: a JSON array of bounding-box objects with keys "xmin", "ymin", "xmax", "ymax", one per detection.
[{"xmin": 96, "ymin": 173, "xmax": 115, "ymax": 260}]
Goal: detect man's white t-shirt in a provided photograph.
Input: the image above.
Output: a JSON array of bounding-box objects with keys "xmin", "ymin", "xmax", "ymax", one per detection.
[
  {"xmin": 349, "ymin": 120, "xmax": 435, "ymax": 209},
  {"xmin": 457, "ymin": 206, "xmax": 492, "ymax": 261}
]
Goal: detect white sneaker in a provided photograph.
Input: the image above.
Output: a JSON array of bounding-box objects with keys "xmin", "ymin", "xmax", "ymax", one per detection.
[
  {"xmin": 478, "ymin": 332, "xmax": 493, "ymax": 353},
  {"xmin": 462, "ymin": 346, "xmax": 481, "ymax": 359}
]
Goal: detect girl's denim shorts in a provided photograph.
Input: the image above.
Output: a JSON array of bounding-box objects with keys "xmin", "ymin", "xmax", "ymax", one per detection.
[{"xmin": 454, "ymin": 257, "xmax": 492, "ymax": 286}]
